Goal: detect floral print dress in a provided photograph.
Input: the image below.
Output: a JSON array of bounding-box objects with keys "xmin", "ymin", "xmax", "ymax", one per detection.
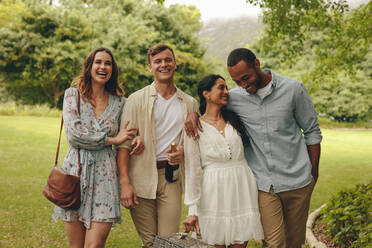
[{"xmin": 52, "ymin": 87, "xmax": 125, "ymax": 229}]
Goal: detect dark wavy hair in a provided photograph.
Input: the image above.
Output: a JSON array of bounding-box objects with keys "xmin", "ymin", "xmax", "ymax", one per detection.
[
  {"xmin": 71, "ymin": 47, "xmax": 124, "ymax": 101},
  {"xmin": 197, "ymin": 74, "xmax": 249, "ymax": 145}
]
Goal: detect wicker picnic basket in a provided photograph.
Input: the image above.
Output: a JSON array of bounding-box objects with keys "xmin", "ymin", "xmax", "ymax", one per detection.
[{"xmin": 154, "ymin": 232, "xmax": 213, "ymax": 248}]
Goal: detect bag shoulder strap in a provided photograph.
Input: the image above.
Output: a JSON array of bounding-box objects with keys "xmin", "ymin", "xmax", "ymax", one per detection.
[{"xmin": 54, "ymin": 90, "xmax": 81, "ymax": 176}]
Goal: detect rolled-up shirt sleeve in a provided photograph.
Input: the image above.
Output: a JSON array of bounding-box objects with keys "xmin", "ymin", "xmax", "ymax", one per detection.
[
  {"xmin": 191, "ymin": 98, "xmax": 199, "ymax": 113},
  {"xmin": 117, "ymin": 94, "xmax": 138, "ymax": 150},
  {"xmin": 63, "ymin": 88, "xmax": 107, "ymax": 150},
  {"xmin": 294, "ymin": 83, "xmax": 322, "ymax": 145}
]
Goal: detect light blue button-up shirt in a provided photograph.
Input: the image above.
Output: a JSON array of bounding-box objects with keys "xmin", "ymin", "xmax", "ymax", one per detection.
[{"xmin": 228, "ymin": 69, "xmax": 322, "ymax": 193}]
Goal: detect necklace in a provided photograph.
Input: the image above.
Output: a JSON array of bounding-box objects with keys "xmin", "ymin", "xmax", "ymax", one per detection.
[
  {"xmin": 202, "ymin": 115, "xmax": 222, "ymax": 123},
  {"xmin": 201, "ymin": 115, "xmax": 225, "ymax": 135}
]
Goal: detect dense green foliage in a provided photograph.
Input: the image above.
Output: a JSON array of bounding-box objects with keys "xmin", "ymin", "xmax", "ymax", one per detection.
[
  {"xmin": 247, "ymin": 0, "xmax": 371, "ymax": 75},
  {"xmin": 320, "ymin": 183, "xmax": 371, "ymax": 247},
  {"xmin": 1, "ymin": 0, "xmax": 371, "ymax": 122},
  {"xmin": 0, "ymin": 0, "xmax": 210, "ymax": 108},
  {"xmin": 245, "ymin": 0, "xmax": 372, "ymax": 121},
  {"xmin": 0, "ymin": 1, "xmax": 91, "ymax": 108}
]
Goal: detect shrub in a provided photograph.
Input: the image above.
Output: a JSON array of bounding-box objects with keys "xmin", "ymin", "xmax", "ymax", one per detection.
[
  {"xmin": 320, "ymin": 182, "xmax": 372, "ymax": 247},
  {"xmin": 0, "ymin": 102, "xmax": 61, "ymax": 117}
]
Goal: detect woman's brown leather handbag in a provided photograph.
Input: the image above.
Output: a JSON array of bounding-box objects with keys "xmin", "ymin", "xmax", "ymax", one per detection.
[{"xmin": 42, "ymin": 92, "xmax": 81, "ymax": 210}]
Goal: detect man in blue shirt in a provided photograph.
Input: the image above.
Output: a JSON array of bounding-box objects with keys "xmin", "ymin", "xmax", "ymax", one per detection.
[{"xmin": 185, "ymin": 48, "xmax": 322, "ymax": 248}]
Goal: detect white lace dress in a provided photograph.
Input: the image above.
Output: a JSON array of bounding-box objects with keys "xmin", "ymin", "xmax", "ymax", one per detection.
[{"xmin": 184, "ymin": 120, "xmax": 264, "ymax": 245}]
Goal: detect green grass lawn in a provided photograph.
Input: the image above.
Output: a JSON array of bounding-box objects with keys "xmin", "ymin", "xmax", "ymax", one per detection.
[
  {"xmin": 310, "ymin": 128, "xmax": 372, "ymax": 211},
  {"xmin": 0, "ymin": 116, "xmax": 371, "ymax": 248}
]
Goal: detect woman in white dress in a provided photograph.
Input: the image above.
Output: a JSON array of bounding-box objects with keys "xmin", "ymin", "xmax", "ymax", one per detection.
[{"xmin": 183, "ymin": 74, "xmax": 264, "ymax": 247}]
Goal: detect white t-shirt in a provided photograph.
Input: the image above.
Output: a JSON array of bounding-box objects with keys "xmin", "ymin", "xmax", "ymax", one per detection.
[
  {"xmin": 257, "ymin": 80, "xmax": 273, "ymax": 100},
  {"xmin": 154, "ymin": 92, "xmax": 184, "ymax": 160}
]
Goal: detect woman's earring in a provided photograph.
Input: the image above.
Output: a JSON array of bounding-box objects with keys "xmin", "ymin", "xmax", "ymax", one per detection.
[{"xmin": 207, "ymin": 97, "xmax": 211, "ymax": 102}]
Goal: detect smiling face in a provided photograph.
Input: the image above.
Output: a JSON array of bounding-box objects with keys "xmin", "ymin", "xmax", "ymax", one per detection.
[
  {"xmin": 203, "ymin": 78, "xmax": 229, "ymax": 107},
  {"xmin": 91, "ymin": 51, "xmax": 113, "ymax": 86},
  {"xmin": 228, "ymin": 59, "xmax": 262, "ymax": 94},
  {"xmin": 148, "ymin": 49, "xmax": 176, "ymax": 84}
]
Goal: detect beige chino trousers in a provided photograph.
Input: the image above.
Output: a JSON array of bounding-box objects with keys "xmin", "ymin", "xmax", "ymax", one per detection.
[
  {"xmin": 258, "ymin": 178, "xmax": 315, "ymax": 248},
  {"xmin": 130, "ymin": 168, "xmax": 182, "ymax": 248}
]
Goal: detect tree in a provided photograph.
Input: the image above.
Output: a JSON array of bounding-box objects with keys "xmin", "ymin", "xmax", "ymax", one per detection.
[
  {"xmin": 247, "ymin": 0, "xmax": 371, "ymax": 85},
  {"xmin": 0, "ymin": 0, "xmax": 209, "ymax": 108},
  {"xmin": 0, "ymin": 2, "xmax": 93, "ymax": 107},
  {"xmin": 247, "ymin": 0, "xmax": 372, "ymax": 121},
  {"xmin": 0, "ymin": 1, "xmax": 30, "ymax": 28},
  {"xmin": 310, "ymin": 49, "xmax": 372, "ymax": 121}
]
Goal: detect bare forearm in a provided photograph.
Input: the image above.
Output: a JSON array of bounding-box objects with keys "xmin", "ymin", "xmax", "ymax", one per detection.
[
  {"xmin": 106, "ymin": 137, "xmax": 118, "ymax": 146},
  {"xmin": 117, "ymin": 148, "xmax": 131, "ymax": 185},
  {"xmin": 117, "ymin": 147, "xmax": 138, "ymax": 208},
  {"xmin": 307, "ymin": 143, "xmax": 321, "ymax": 182}
]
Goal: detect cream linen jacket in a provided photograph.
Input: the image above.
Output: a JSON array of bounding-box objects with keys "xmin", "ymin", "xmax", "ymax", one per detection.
[{"xmin": 118, "ymin": 82, "xmax": 199, "ymax": 199}]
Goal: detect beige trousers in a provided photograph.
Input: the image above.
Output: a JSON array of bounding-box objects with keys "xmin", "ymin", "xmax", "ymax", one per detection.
[
  {"xmin": 258, "ymin": 178, "xmax": 315, "ymax": 248},
  {"xmin": 130, "ymin": 168, "xmax": 182, "ymax": 248}
]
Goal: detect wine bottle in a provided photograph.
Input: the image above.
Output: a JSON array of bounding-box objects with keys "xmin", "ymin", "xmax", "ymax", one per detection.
[{"xmin": 165, "ymin": 142, "xmax": 180, "ymax": 183}]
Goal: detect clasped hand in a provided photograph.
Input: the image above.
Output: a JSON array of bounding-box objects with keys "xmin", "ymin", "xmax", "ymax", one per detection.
[
  {"xmin": 112, "ymin": 121, "xmax": 145, "ymax": 155},
  {"xmin": 111, "ymin": 120, "xmax": 137, "ymax": 145}
]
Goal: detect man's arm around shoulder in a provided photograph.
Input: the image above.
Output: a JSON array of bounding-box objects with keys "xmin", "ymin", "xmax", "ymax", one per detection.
[{"xmin": 184, "ymin": 97, "xmax": 202, "ymax": 139}]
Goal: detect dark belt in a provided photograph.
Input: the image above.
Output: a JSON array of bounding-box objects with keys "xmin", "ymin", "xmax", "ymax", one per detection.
[{"xmin": 156, "ymin": 160, "xmax": 167, "ymax": 169}]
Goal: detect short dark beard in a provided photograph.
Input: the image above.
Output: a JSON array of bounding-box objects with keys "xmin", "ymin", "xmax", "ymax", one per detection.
[{"xmin": 255, "ymin": 68, "xmax": 263, "ymax": 90}]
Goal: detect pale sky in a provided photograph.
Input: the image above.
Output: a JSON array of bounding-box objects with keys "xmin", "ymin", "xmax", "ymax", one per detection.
[
  {"xmin": 164, "ymin": 0, "xmax": 368, "ymax": 22},
  {"xmin": 164, "ymin": 0, "xmax": 261, "ymax": 22}
]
